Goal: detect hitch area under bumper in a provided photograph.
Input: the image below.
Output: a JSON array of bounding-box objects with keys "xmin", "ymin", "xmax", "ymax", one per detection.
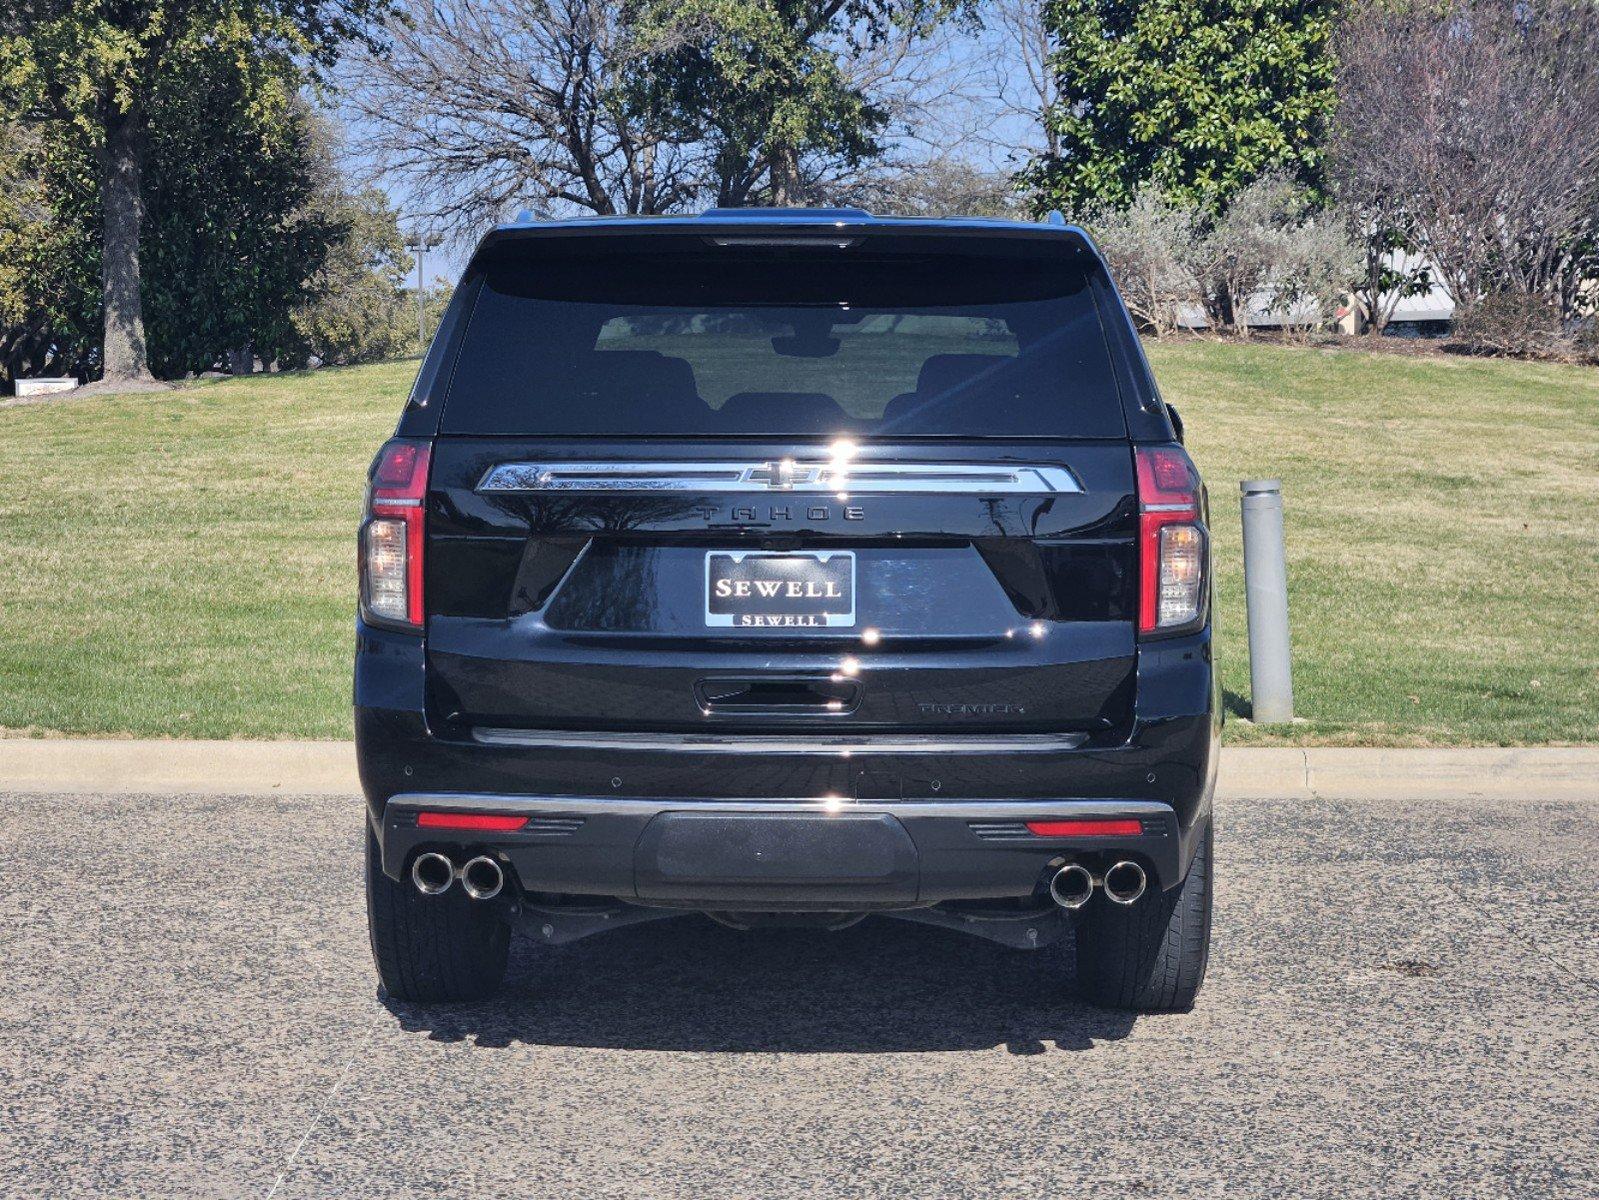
[
  {"xmin": 377, "ymin": 793, "xmax": 1183, "ymax": 946},
  {"xmin": 510, "ymin": 898, "xmax": 1076, "ymax": 951}
]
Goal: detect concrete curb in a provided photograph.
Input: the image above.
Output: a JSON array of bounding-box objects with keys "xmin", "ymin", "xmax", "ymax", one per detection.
[
  {"xmin": 0, "ymin": 739, "xmax": 358, "ymax": 796},
  {"xmin": 1217, "ymin": 746, "xmax": 1599, "ymax": 802},
  {"xmin": 1, "ymin": 739, "xmax": 1594, "ymax": 801}
]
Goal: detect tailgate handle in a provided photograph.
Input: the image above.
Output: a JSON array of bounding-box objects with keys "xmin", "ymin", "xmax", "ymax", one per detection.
[{"xmin": 695, "ymin": 675, "xmax": 862, "ymax": 716}]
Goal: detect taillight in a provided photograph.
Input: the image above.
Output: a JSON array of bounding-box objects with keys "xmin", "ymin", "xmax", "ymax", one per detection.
[
  {"xmin": 1136, "ymin": 444, "xmax": 1206, "ymax": 634},
  {"xmin": 360, "ymin": 439, "xmax": 430, "ymax": 629}
]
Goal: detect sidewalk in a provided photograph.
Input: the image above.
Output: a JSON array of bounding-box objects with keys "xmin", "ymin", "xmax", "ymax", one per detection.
[{"xmin": 0, "ymin": 739, "xmax": 1593, "ymax": 801}]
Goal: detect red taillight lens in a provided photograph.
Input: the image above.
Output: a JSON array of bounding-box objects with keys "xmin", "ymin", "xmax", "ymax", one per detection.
[
  {"xmin": 1025, "ymin": 818, "xmax": 1144, "ymax": 837},
  {"xmin": 1135, "ymin": 444, "xmax": 1205, "ymax": 634},
  {"xmin": 1136, "ymin": 445, "xmax": 1197, "ymax": 502},
  {"xmin": 373, "ymin": 442, "xmax": 422, "ymax": 488},
  {"xmin": 416, "ymin": 811, "xmax": 529, "ymax": 831},
  {"xmin": 361, "ymin": 440, "xmax": 430, "ymax": 629}
]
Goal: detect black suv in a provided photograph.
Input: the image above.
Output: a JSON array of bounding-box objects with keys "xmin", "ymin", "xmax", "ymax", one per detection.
[{"xmin": 357, "ymin": 208, "xmax": 1217, "ymax": 1011}]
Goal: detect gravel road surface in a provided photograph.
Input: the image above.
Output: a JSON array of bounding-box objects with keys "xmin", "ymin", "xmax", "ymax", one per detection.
[{"xmin": 1, "ymin": 789, "xmax": 1594, "ymax": 1199}]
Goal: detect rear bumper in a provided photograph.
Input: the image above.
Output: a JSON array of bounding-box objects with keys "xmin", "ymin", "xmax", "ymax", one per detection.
[
  {"xmin": 355, "ymin": 619, "xmax": 1219, "ymax": 907},
  {"xmin": 376, "ymin": 793, "xmax": 1183, "ymax": 908}
]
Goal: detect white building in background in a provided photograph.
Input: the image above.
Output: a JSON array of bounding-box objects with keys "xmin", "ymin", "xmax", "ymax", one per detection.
[
  {"xmin": 1178, "ymin": 248, "xmax": 1458, "ymax": 333},
  {"xmin": 1339, "ymin": 247, "xmax": 1456, "ymax": 333}
]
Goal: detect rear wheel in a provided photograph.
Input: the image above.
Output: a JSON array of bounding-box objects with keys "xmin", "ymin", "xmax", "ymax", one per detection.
[
  {"xmin": 365, "ymin": 829, "xmax": 510, "ymax": 1003},
  {"xmin": 1074, "ymin": 819, "xmax": 1213, "ymax": 1011}
]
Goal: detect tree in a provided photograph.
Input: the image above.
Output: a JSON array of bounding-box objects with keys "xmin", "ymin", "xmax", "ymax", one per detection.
[
  {"xmin": 630, "ymin": 0, "xmax": 963, "ymax": 207},
  {"xmin": 0, "ymin": 120, "xmax": 100, "ymax": 382},
  {"xmin": 343, "ymin": 0, "xmax": 699, "ymax": 227},
  {"xmin": 290, "ymin": 187, "xmax": 416, "ymax": 366},
  {"xmin": 2, "ymin": 54, "xmax": 382, "ymax": 383},
  {"xmin": 0, "ymin": 0, "xmax": 391, "ymax": 384},
  {"xmin": 1021, "ymin": 0, "xmax": 1337, "ymax": 215},
  {"xmin": 980, "ymin": 0, "xmax": 1060, "ymax": 167},
  {"xmin": 139, "ymin": 59, "xmax": 343, "ymax": 376},
  {"xmin": 344, "ymin": 0, "xmax": 964, "ymax": 229},
  {"xmin": 1333, "ymin": 0, "xmax": 1599, "ymax": 320},
  {"xmin": 846, "ymin": 158, "xmax": 1021, "ymax": 217},
  {"xmin": 1337, "ymin": 216, "xmax": 1431, "ymax": 337}
]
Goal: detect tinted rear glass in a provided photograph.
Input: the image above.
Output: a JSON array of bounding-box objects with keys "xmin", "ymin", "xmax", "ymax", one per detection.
[{"xmin": 442, "ymin": 243, "xmax": 1125, "ymax": 437}]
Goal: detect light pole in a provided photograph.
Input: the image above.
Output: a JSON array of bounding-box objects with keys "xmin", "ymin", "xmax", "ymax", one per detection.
[{"xmin": 404, "ymin": 228, "xmax": 445, "ymax": 352}]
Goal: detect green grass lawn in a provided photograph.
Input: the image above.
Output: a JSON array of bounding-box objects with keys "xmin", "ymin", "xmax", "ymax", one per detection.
[{"xmin": 1, "ymin": 341, "xmax": 1595, "ymax": 743}]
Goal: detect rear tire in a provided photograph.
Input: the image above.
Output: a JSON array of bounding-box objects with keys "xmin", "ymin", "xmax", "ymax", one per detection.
[
  {"xmin": 1074, "ymin": 819, "xmax": 1213, "ymax": 1011},
  {"xmin": 365, "ymin": 828, "xmax": 510, "ymax": 1003}
]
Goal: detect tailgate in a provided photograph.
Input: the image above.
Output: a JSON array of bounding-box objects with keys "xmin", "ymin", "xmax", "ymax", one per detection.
[{"xmin": 424, "ymin": 438, "xmax": 1136, "ymax": 734}]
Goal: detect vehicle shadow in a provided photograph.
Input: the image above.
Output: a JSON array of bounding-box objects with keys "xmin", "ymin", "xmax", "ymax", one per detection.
[{"xmin": 381, "ymin": 915, "xmax": 1139, "ymax": 1054}]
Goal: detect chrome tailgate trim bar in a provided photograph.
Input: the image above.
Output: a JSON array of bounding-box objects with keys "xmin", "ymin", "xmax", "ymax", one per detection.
[{"xmin": 476, "ymin": 460, "xmax": 1081, "ymax": 495}]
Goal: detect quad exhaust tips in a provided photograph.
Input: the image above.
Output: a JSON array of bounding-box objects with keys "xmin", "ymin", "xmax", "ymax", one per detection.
[
  {"xmin": 460, "ymin": 855, "xmax": 505, "ymax": 901},
  {"xmin": 411, "ymin": 852, "xmax": 455, "ymax": 896},
  {"xmin": 1047, "ymin": 860, "xmax": 1148, "ymax": 909},
  {"xmin": 410, "ymin": 852, "xmax": 506, "ymax": 900}
]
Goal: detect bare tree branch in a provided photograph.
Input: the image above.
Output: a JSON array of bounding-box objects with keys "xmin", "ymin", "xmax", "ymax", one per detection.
[
  {"xmin": 1333, "ymin": 0, "xmax": 1599, "ymax": 317},
  {"xmin": 338, "ymin": 0, "xmax": 700, "ymax": 234}
]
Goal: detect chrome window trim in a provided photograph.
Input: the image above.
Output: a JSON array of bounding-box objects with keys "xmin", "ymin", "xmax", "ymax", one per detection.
[
  {"xmin": 471, "ymin": 727, "xmax": 1089, "ymax": 754},
  {"xmin": 476, "ymin": 460, "xmax": 1081, "ymax": 496}
]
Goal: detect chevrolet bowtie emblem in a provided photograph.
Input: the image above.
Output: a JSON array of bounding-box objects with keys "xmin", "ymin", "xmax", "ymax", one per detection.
[{"xmin": 754, "ymin": 459, "xmax": 805, "ymax": 489}]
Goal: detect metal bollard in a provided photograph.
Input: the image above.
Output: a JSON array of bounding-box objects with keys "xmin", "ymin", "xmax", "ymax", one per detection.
[{"xmin": 1240, "ymin": 480, "xmax": 1294, "ymax": 723}]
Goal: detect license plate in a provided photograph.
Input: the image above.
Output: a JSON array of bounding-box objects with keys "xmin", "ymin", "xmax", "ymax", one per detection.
[{"xmin": 705, "ymin": 551, "xmax": 856, "ymax": 628}]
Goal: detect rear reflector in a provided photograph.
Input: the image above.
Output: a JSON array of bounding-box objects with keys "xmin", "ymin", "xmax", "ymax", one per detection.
[
  {"xmin": 416, "ymin": 811, "xmax": 529, "ymax": 832},
  {"xmin": 1024, "ymin": 819, "xmax": 1143, "ymax": 838}
]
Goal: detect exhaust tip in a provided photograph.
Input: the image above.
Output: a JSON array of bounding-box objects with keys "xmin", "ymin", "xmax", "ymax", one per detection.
[
  {"xmin": 1103, "ymin": 860, "xmax": 1147, "ymax": 906},
  {"xmin": 411, "ymin": 852, "xmax": 455, "ymax": 896},
  {"xmin": 1048, "ymin": 863, "xmax": 1096, "ymax": 910},
  {"xmin": 460, "ymin": 855, "xmax": 505, "ymax": 901}
]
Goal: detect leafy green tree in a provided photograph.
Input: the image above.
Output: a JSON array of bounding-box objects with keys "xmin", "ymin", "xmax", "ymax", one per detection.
[
  {"xmin": 289, "ymin": 187, "xmax": 417, "ymax": 367},
  {"xmin": 0, "ymin": 121, "xmax": 100, "ymax": 381},
  {"xmin": 141, "ymin": 55, "xmax": 344, "ymax": 376},
  {"xmin": 0, "ymin": 0, "xmax": 390, "ymax": 384},
  {"xmin": 1022, "ymin": 0, "xmax": 1337, "ymax": 215},
  {"xmin": 2, "ymin": 45, "xmax": 346, "ymax": 381},
  {"xmin": 632, "ymin": 0, "xmax": 964, "ymax": 205}
]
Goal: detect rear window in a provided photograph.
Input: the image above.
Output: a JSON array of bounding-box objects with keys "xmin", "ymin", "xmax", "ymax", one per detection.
[{"xmin": 441, "ymin": 244, "xmax": 1126, "ymax": 438}]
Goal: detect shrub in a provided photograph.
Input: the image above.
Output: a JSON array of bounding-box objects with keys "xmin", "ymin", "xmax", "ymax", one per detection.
[
  {"xmin": 1079, "ymin": 186, "xmax": 1198, "ymax": 336},
  {"xmin": 1083, "ymin": 174, "xmax": 1360, "ymax": 339},
  {"xmin": 1273, "ymin": 207, "xmax": 1363, "ymax": 338},
  {"xmin": 1450, "ymin": 294, "xmax": 1570, "ymax": 358}
]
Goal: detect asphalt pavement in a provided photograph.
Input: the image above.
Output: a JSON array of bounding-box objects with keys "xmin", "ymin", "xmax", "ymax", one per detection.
[{"xmin": 0, "ymin": 786, "xmax": 1595, "ymax": 1198}]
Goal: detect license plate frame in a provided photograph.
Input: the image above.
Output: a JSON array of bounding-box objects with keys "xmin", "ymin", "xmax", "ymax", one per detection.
[{"xmin": 704, "ymin": 550, "xmax": 856, "ymax": 628}]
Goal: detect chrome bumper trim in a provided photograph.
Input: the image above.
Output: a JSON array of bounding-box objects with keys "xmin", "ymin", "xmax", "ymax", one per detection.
[
  {"xmin": 388, "ymin": 792, "xmax": 1171, "ymax": 821},
  {"xmin": 471, "ymin": 727, "xmax": 1090, "ymax": 754}
]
